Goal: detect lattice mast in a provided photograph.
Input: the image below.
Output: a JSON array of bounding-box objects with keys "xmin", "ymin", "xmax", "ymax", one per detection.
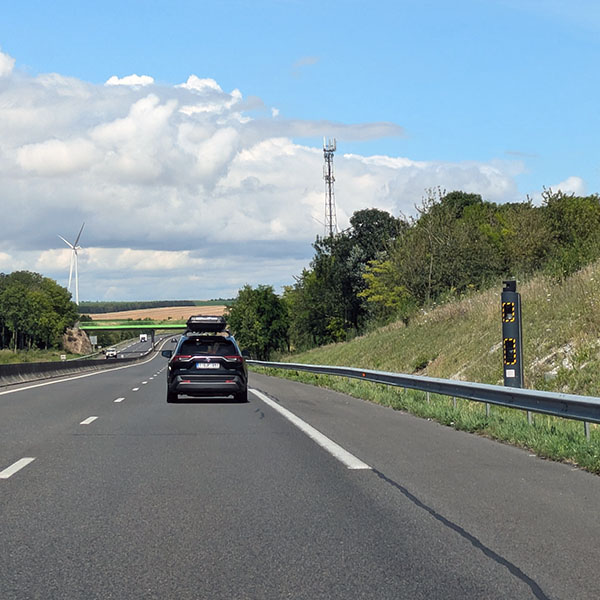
[{"xmin": 323, "ymin": 137, "xmax": 338, "ymax": 237}]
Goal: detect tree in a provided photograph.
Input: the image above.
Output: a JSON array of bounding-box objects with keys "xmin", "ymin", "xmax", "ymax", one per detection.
[
  {"xmin": 359, "ymin": 191, "xmax": 550, "ymax": 321},
  {"xmin": 541, "ymin": 189, "xmax": 600, "ymax": 279},
  {"xmin": 0, "ymin": 271, "xmax": 78, "ymax": 351},
  {"xmin": 226, "ymin": 285, "xmax": 289, "ymax": 360},
  {"xmin": 358, "ymin": 259, "xmax": 417, "ymax": 324},
  {"xmin": 349, "ymin": 208, "xmax": 405, "ymax": 260},
  {"xmin": 284, "ymin": 208, "xmax": 406, "ymax": 348}
]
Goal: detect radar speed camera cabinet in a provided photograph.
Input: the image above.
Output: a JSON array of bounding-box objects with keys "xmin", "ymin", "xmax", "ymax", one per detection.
[{"xmin": 501, "ymin": 280, "xmax": 523, "ymax": 388}]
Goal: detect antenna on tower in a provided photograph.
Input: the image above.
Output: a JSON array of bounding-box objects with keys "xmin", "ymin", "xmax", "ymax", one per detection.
[{"xmin": 323, "ymin": 137, "xmax": 338, "ymax": 237}]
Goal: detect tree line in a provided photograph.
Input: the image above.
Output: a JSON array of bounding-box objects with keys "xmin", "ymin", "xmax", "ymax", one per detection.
[
  {"xmin": 0, "ymin": 271, "xmax": 79, "ymax": 351},
  {"xmin": 227, "ymin": 188, "xmax": 600, "ymax": 358},
  {"xmin": 3, "ymin": 188, "xmax": 598, "ymax": 358}
]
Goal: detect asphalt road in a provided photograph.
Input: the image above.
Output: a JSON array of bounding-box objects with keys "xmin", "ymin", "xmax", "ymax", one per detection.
[
  {"xmin": 100, "ymin": 335, "xmax": 165, "ymax": 360},
  {"xmin": 1, "ymin": 349, "xmax": 599, "ymax": 599}
]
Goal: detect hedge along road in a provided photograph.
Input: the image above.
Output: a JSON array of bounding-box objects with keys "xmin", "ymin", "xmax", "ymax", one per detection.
[{"xmin": 0, "ymin": 354, "xmax": 597, "ymax": 598}]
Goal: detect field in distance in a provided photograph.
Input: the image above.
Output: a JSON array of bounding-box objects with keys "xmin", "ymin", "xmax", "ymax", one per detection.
[{"xmin": 86, "ymin": 305, "xmax": 227, "ymax": 321}]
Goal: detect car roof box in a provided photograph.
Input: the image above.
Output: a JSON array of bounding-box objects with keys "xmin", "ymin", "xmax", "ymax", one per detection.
[{"xmin": 186, "ymin": 315, "xmax": 227, "ymax": 333}]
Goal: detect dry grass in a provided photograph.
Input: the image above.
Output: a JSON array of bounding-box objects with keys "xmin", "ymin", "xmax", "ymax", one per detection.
[{"xmin": 87, "ymin": 305, "xmax": 227, "ymax": 321}]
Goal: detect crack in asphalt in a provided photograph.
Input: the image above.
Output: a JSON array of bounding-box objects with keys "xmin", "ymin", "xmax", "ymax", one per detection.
[{"xmin": 372, "ymin": 468, "xmax": 551, "ymax": 600}]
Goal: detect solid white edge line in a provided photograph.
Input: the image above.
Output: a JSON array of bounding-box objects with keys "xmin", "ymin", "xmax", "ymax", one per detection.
[
  {"xmin": 80, "ymin": 416, "xmax": 98, "ymax": 425},
  {"xmin": 0, "ymin": 338, "xmax": 171, "ymax": 397},
  {"xmin": 0, "ymin": 457, "xmax": 36, "ymax": 479},
  {"xmin": 250, "ymin": 388, "xmax": 371, "ymax": 470}
]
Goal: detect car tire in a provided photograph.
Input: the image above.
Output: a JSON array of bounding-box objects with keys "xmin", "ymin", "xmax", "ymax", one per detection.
[
  {"xmin": 167, "ymin": 389, "xmax": 178, "ymax": 403},
  {"xmin": 234, "ymin": 389, "xmax": 248, "ymax": 403}
]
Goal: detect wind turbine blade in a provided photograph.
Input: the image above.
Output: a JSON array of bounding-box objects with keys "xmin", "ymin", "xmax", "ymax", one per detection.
[
  {"xmin": 58, "ymin": 234, "xmax": 74, "ymax": 249},
  {"xmin": 74, "ymin": 222, "xmax": 85, "ymax": 247}
]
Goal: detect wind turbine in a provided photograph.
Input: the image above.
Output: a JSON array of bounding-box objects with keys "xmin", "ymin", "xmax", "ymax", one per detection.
[{"xmin": 58, "ymin": 222, "xmax": 85, "ymax": 305}]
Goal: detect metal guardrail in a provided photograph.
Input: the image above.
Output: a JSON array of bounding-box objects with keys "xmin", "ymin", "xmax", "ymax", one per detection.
[
  {"xmin": 248, "ymin": 360, "xmax": 600, "ymax": 426},
  {"xmin": 0, "ymin": 336, "xmax": 173, "ymax": 388},
  {"xmin": 0, "ymin": 356, "xmax": 141, "ymax": 387}
]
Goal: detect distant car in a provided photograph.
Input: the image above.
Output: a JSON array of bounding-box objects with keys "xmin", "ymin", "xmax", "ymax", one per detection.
[
  {"xmin": 161, "ymin": 316, "xmax": 248, "ymax": 403},
  {"xmin": 105, "ymin": 347, "xmax": 117, "ymax": 359}
]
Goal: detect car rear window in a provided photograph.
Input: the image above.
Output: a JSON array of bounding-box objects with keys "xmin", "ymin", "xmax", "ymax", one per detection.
[{"xmin": 179, "ymin": 339, "xmax": 237, "ymax": 356}]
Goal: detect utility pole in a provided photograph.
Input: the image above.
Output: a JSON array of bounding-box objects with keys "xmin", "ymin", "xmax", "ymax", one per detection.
[{"xmin": 323, "ymin": 138, "xmax": 338, "ymax": 237}]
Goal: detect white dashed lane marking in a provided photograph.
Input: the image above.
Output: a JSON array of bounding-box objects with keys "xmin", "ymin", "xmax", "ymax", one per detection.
[
  {"xmin": 132, "ymin": 388, "xmax": 139, "ymax": 392},
  {"xmin": 80, "ymin": 416, "xmax": 98, "ymax": 425},
  {"xmin": 0, "ymin": 457, "xmax": 36, "ymax": 479},
  {"xmin": 114, "ymin": 397, "xmax": 125, "ymax": 403}
]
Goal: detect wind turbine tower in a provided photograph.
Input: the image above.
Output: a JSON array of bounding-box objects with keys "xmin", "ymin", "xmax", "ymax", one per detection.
[
  {"xmin": 58, "ymin": 222, "xmax": 85, "ymax": 305},
  {"xmin": 323, "ymin": 137, "xmax": 338, "ymax": 237}
]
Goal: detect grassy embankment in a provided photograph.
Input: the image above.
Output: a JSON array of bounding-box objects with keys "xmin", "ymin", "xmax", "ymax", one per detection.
[
  {"xmin": 0, "ymin": 349, "xmax": 80, "ymax": 364},
  {"xmin": 254, "ymin": 262, "xmax": 600, "ymax": 473}
]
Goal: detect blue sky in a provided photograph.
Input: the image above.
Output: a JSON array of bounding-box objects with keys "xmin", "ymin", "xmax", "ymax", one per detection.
[
  {"xmin": 5, "ymin": 0, "xmax": 599, "ymax": 191},
  {"xmin": 0, "ymin": 1, "xmax": 598, "ymax": 300}
]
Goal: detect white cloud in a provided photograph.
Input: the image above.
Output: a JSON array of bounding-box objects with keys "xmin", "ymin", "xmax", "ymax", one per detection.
[
  {"xmin": 17, "ymin": 138, "xmax": 99, "ymax": 175},
  {"xmin": 36, "ymin": 248, "xmax": 207, "ymax": 281},
  {"xmin": 178, "ymin": 76, "xmax": 243, "ymax": 116},
  {"xmin": 292, "ymin": 56, "xmax": 320, "ymax": 78},
  {"xmin": 0, "ymin": 49, "xmax": 15, "ymax": 77},
  {"xmin": 58, "ymin": 248, "xmax": 207, "ymax": 272},
  {"xmin": 550, "ymin": 176, "xmax": 586, "ymax": 196},
  {"xmin": 0, "ymin": 252, "xmax": 13, "ymax": 270},
  {"xmin": 178, "ymin": 75, "xmax": 223, "ymax": 93},
  {"xmin": 105, "ymin": 74, "xmax": 154, "ymax": 87},
  {"xmin": 293, "ymin": 56, "xmax": 320, "ymax": 68},
  {"xmin": 0, "ymin": 54, "xmax": 525, "ymax": 299},
  {"xmin": 529, "ymin": 175, "xmax": 587, "ymax": 205}
]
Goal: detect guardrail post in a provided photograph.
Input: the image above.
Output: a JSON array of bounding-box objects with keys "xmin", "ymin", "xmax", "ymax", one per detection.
[
  {"xmin": 486, "ymin": 403, "xmax": 490, "ymax": 418},
  {"xmin": 585, "ymin": 421, "xmax": 591, "ymax": 441}
]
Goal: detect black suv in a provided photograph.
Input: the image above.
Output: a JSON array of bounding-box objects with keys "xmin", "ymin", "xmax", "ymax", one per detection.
[{"xmin": 161, "ymin": 316, "xmax": 248, "ymax": 403}]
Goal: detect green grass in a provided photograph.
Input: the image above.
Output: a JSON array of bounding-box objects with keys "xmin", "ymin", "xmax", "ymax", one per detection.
[
  {"xmin": 0, "ymin": 349, "xmax": 80, "ymax": 364},
  {"xmin": 257, "ymin": 263, "xmax": 600, "ymax": 474}
]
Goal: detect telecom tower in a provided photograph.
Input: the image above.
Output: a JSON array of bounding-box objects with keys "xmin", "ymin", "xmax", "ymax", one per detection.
[{"xmin": 323, "ymin": 137, "xmax": 338, "ymax": 237}]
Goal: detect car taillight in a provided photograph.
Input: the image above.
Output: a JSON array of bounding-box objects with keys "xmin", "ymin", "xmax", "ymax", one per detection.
[
  {"xmin": 173, "ymin": 355, "xmax": 193, "ymax": 361},
  {"xmin": 224, "ymin": 355, "xmax": 243, "ymax": 363}
]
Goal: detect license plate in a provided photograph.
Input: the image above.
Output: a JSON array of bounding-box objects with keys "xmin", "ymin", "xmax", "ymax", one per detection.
[{"xmin": 196, "ymin": 362, "xmax": 219, "ymax": 369}]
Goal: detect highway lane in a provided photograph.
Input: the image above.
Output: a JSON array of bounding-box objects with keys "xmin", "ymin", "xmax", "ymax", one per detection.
[
  {"xmin": 251, "ymin": 372, "xmax": 600, "ymax": 600},
  {"xmin": 0, "ymin": 358, "xmax": 594, "ymax": 598},
  {"xmin": 0, "ymin": 344, "xmax": 172, "ymax": 465},
  {"xmin": 101, "ymin": 334, "xmax": 166, "ymax": 359}
]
